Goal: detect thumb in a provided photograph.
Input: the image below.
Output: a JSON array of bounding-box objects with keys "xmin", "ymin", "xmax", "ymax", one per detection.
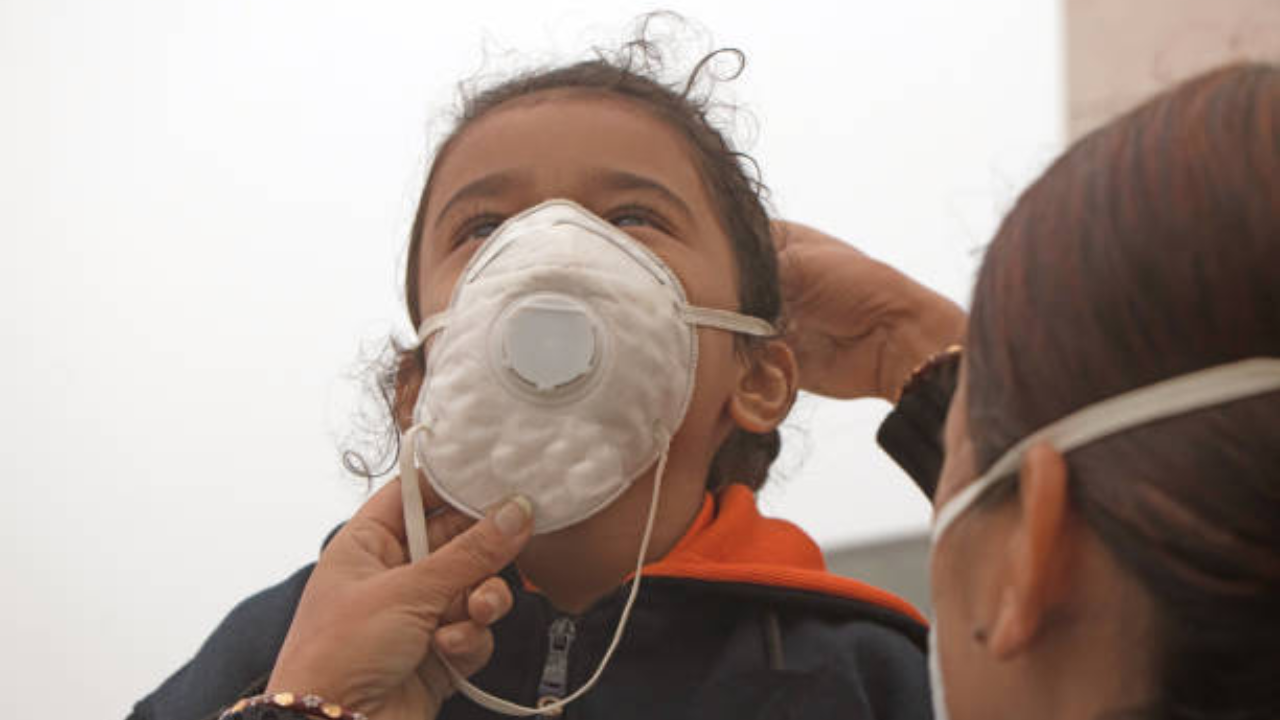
[{"xmin": 382, "ymin": 496, "xmax": 534, "ymax": 618}]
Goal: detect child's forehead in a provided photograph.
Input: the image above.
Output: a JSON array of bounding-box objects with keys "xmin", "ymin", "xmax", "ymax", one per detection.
[
  {"xmin": 467, "ymin": 86, "xmax": 663, "ymax": 123},
  {"xmin": 425, "ymin": 90, "xmax": 708, "ymax": 211},
  {"xmin": 437, "ymin": 91, "xmax": 693, "ymax": 170}
]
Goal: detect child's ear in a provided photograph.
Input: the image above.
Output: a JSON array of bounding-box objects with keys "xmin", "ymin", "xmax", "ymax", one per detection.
[
  {"xmin": 393, "ymin": 351, "xmax": 425, "ymax": 431},
  {"xmin": 729, "ymin": 339, "xmax": 799, "ymax": 433}
]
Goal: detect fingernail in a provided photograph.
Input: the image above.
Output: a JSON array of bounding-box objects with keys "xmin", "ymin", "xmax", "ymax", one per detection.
[{"xmin": 494, "ymin": 495, "xmax": 532, "ymax": 537}]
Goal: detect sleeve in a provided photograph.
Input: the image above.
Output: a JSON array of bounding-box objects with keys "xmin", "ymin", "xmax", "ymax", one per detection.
[{"xmin": 875, "ymin": 353, "xmax": 959, "ymax": 501}]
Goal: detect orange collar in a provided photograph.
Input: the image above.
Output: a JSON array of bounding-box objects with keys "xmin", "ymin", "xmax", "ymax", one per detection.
[{"xmin": 639, "ymin": 485, "xmax": 928, "ymax": 626}]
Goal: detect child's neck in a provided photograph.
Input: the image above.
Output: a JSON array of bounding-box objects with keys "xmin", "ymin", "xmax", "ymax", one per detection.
[{"xmin": 515, "ymin": 468, "xmax": 705, "ymax": 615}]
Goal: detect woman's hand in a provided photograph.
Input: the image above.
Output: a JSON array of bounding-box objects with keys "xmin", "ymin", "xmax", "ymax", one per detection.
[
  {"xmin": 775, "ymin": 220, "xmax": 966, "ymax": 401},
  {"xmin": 266, "ymin": 477, "xmax": 533, "ymax": 720}
]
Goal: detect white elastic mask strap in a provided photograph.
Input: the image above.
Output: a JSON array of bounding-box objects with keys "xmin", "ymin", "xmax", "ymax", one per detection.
[
  {"xmin": 418, "ymin": 306, "xmax": 771, "ymax": 345},
  {"xmin": 927, "ymin": 625, "xmax": 951, "ymax": 720},
  {"xmin": 399, "ymin": 426, "xmax": 671, "ymax": 717},
  {"xmin": 411, "ymin": 312, "xmax": 450, "ymax": 349},
  {"xmin": 682, "ymin": 305, "xmax": 775, "ymax": 337},
  {"xmin": 399, "ymin": 424, "xmax": 431, "ymax": 562},
  {"xmin": 932, "ymin": 358, "xmax": 1280, "ymax": 544}
]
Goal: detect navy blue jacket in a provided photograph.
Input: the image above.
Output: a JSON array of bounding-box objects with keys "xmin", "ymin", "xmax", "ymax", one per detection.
[{"xmin": 129, "ymin": 486, "xmax": 932, "ymax": 720}]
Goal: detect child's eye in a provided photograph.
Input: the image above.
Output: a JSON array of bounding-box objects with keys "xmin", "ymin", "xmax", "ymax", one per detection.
[
  {"xmin": 608, "ymin": 206, "xmax": 666, "ymax": 231},
  {"xmin": 470, "ymin": 221, "xmax": 501, "ymax": 239},
  {"xmin": 612, "ymin": 213, "xmax": 649, "ymax": 228},
  {"xmin": 453, "ymin": 215, "xmax": 505, "ymax": 247}
]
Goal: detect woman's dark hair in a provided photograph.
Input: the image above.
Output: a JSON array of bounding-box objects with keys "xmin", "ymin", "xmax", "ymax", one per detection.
[
  {"xmin": 349, "ymin": 20, "xmax": 783, "ymax": 492},
  {"xmin": 967, "ymin": 63, "xmax": 1280, "ymax": 720}
]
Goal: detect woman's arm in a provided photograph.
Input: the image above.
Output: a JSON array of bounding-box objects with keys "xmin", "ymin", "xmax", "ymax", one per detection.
[
  {"xmin": 774, "ymin": 221, "xmax": 965, "ymax": 402},
  {"xmin": 774, "ymin": 220, "xmax": 965, "ymax": 497}
]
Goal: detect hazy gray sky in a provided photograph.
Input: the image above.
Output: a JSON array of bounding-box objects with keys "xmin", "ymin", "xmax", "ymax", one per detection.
[{"xmin": 0, "ymin": 0, "xmax": 1062, "ymax": 715}]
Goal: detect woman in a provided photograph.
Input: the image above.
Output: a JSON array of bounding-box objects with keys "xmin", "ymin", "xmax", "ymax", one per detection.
[
  {"xmin": 130, "ymin": 37, "xmax": 944, "ymax": 720},
  {"xmin": 919, "ymin": 62, "xmax": 1280, "ymax": 720},
  {"xmin": 802, "ymin": 61, "xmax": 1279, "ymax": 720}
]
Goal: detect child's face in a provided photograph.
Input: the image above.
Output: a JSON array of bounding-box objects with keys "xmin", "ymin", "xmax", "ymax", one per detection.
[
  {"xmin": 416, "ymin": 90, "xmax": 742, "ymax": 332},
  {"xmin": 407, "ymin": 90, "xmax": 756, "ymax": 561}
]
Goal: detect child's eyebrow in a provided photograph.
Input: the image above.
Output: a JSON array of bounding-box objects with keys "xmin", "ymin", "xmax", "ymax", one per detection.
[
  {"xmin": 433, "ymin": 170, "xmax": 532, "ymax": 229},
  {"xmin": 585, "ymin": 169, "xmax": 694, "ymax": 223},
  {"xmin": 431, "ymin": 167, "xmax": 694, "ymax": 230}
]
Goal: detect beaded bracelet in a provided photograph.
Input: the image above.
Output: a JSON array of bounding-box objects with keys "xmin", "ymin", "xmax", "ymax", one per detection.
[{"xmin": 219, "ymin": 692, "xmax": 369, "ymax": 720}]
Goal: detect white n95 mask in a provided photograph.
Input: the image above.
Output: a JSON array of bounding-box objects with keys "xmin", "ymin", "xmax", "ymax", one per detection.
[
  {"xmin": 396, "ymin": 198, "xmax": 775, "ymax": 716},
  {"xmin": 926, "ymin": 357, "xmax": 1280, "ymax": 720}
]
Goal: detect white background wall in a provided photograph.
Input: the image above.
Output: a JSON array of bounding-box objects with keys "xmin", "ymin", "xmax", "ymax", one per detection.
[
  {"xmin": 0, "ymin": 1, "xmax": 1062, "ymax": 715},
  {"xmin": 1066, "ymin": 0, "xmax": 1280, "ymax": 137}
]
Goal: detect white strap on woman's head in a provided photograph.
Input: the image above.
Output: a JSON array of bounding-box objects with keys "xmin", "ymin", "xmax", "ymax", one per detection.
[
  {"xmin": 932, "ymin": 358, "xmax": 1280, "ymax": 544},
  {"xmin": 399, "ymin": 425, "xmax": 671, "ymax": 716}
]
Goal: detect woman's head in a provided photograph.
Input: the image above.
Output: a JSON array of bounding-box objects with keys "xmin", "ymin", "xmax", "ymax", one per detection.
[
  {"xmin": 933, "ymin": 63, "xmax": 1280, "ymax": 720},
  {"xmin": 384, "ymin": 34, "xmax": 796, "ymax": 505}
]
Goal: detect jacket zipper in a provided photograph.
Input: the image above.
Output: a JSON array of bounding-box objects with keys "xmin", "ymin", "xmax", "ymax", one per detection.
[{"xmin": 535, "ymin": 616, "xmax": 577, "ymax": 715}]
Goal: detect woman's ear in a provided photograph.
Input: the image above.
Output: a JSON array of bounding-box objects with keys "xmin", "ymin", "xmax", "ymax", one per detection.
[
  {"xmin": 988, "ymin": 442, "xmax": 1073, "ymax": 660},
  {"xmin": 728, "ymin": 339, "xmax": 799, "ymax": 433}
]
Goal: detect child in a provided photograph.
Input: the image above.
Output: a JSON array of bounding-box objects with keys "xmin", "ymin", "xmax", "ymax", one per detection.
[{"xmin": 131, "ymin": 38, "xmax": 932, "ymax": 720}]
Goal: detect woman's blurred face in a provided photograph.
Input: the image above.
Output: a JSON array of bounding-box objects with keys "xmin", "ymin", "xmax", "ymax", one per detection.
[{"xmin": 929, "ymin": 363, "xmax": 1022, "ymax": 720}]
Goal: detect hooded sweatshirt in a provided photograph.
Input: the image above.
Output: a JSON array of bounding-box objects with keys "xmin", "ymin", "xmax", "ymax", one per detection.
[{"xmin": 129, "ymin": 485, "xmax": 931, "ymax": 720}]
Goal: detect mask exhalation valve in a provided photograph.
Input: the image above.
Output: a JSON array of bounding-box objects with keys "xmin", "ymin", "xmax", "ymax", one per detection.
[{"xmin": 500, "ymin": 293, "xmax": 600, "ymax": 394}]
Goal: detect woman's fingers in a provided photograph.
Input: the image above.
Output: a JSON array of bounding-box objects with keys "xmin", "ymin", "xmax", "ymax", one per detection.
[
  {"xmin": 415, "ymin": 622, "xmax": 496, "ymax": 705},
  {"xmin": 433, "ymin": 620, "xmax": 495, "ymax": 676},
  {"xmin": 772, "ymin": 217, "xmax": 967, "ymax": 400},
  {"xmin": 427, "ymin": 505, "xmax": 475, "ymax": 551},
  {"xmin": 378, "ymin": 496, "xmax": 533, "ymax": 620},
  {"xmin": 440, "ymin": 573, "xmax": 513, "ymax": 626},
  {"xmin": 419, "ymin": 502, "xmax": 517, "ymax": 627},
  {"xmin": 335, "ymin": 471, "xmax": 475, "ymax": 571},
  {"xmin": 405, "ymin": 469, "xmax": 480, "ymax": 555},
  {"xmin": 467, "ymin": 576, "xmax": 514, "ymax": 626},
  {"xmin": 439, "ymin": 588, "xmax": 471, "ymax": 626}
]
